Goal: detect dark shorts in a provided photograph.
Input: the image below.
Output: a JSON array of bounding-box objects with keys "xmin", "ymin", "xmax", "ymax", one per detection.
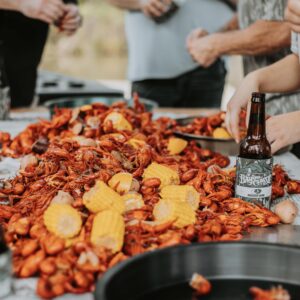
[{"xmin": 132, "ymin": 59, "xmax": 227, "ymax": 108}]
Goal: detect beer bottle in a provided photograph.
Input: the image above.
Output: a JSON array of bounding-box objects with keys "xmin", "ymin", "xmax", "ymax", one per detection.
[{"xmin": 235, "ymin": 92, "xmax": 273, "ymax": 208}]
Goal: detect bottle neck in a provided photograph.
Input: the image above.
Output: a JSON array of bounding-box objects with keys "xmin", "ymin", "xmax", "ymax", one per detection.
[{"xmin": 247, "ymin": 101, "xmax": 266, "ymax": 139}]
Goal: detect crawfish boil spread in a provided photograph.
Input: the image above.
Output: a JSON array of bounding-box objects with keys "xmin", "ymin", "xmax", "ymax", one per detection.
[{"xmin": 0, "ymin": 99, "xmax": 300, "ymax": 299}]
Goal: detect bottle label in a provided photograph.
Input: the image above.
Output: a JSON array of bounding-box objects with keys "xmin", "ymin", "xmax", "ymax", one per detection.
[{"xmin": 235, "ymin": 157, "xmax": 273, "ymax": 208}]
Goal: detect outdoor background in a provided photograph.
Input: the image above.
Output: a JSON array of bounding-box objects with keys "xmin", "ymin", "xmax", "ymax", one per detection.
[
  {"xmin": 40, "ymin": 0, "xmax": 243, "ymax": 105},
  {"xmin": 41, "ymin": 0, "xmax": 127, "ymax": 80}
]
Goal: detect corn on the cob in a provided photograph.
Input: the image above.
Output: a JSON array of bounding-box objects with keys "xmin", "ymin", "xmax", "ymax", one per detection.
[
  {"xmin": 44, "ymin": 204, "xmax": 82, "ymax": 239},
  {"xmin": 126, "ymin": 138, "xmax": 146, "ymax": 149},
  {"xmin": 83, "ymin": 181, "xmax": 125, "ymax": 214},
  {"xmin": 91, "ymin": 210, "xmax": 125, "ymax": 253},
  {"xmin": 121, "ymin": 192, "xmax": 144, "ymax": 211},
  {"xmin": 143, "ymin": 163, "xmax": 180, "ymax": 188},
  {"xmin": 167, "ymin": 138, "xmax": 188, "ymax": 155},
  {"xmin": 160, "ymin": 185, "xmax": 200, "ymax": 211},
  {"xmin": 104, "ymin": 112, "xmax": 132, "ymax": 131},
  {"xmin": 212, "ymin": 128, "xmax": 231, "ymax": 139},
  {"xmin": 108, "ymin": 172, "xmax": 133, "ymax": 194},
  {"xmin": 153, "ymin": 199, "xmax": 195, "ymax": 228}
]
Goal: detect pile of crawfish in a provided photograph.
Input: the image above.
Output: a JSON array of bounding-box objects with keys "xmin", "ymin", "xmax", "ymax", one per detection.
[
  {"xmin": 174, "ymin": 110, "xmax": 247, "ymax": 138},
  {"xmin": 0, "ymin": 98, "xmax": 299, "ymax": 299}
]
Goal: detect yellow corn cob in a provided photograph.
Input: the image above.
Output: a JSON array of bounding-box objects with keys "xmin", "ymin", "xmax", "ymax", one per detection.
[
  {"xmin": 104, "ymin": 112, "xmax": 132, "ymax": 131},
  {"xmin": 160, "ymin": 185, "xmax": 200, "ymax": 211},
  {"xmin": 108, "ymin": 172, "xmax": 133, "ymax": 194},
  {"xmin": 143, "ymin": 162, "xmax": 180, "ymax": 188},
  {"xmin": 167, "ymin": 138, "xmax": 188, "ymax": 155},
  {"xmin": 44, "ymin": 203, "xmax": 82, "ymax": 239},
  {"xmin": 121, "ymin": 192, "xmax": 144, "ymax": 211},
  {"xmin": 126, "ymin": 138, "xmax": 146, "ymax": 149},
  {"xmin": 212, "ymin": 128, "xmax": 231, "ymax": 139},
  {"xmin": 83, "ymin": 181, "xmax": 125, "ymax": 214},
  {"xmin": 91, "ymin": 210, "xmax": 125, "ymax": 253},
  {"xmin": 153, "ymin": 199, "xmax": 195, "ymax": 228}
]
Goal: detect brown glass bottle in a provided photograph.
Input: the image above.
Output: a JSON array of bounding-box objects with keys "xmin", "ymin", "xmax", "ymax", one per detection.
[{"xmin": 235, "ymin": 93, "xmax": 273, "ymax": 208}]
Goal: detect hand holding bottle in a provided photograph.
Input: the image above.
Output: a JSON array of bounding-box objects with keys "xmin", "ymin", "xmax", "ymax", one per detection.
[
  {"xmin": 140, "ymin": 0, "xmax": 171, "ymax": 18},
  {"xmin": 225, "ymin": 72, "xmax": 260, "ymax": 143}
]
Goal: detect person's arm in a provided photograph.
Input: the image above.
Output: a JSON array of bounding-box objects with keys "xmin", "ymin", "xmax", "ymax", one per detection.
[
  {"xmin": 186, "ymin": 14, "xmax": 239, "ymax": 67},
  {"xmin": 213, "ymin": 20, "xmax": 291, "ymax": 56},
  {"xmin": 0, "ymin": 0, "xmax": 65, "ymax": 24},
  {"xmin": 187, "ymin": 20, "xmax": 291, "ymax": 67},
  {"xmin": 285, "ymin": 0, "xmax": 300, "ymax": 32},
  {"xmin": 225, "ymin": 54, "xmax": 300, "ymax": 143}
]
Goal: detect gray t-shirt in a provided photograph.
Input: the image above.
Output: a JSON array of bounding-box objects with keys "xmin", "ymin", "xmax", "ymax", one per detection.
[
  {"xmin": 238, "ymin": 0, "xmax": 290, "ymax": 75},
  {"xmin": 239, "ymin": 0, "xmax": 300, "ymax": 116},
  {"xmin": 125, "ymin": 0, "xmax": 234, "ymax": 81}
]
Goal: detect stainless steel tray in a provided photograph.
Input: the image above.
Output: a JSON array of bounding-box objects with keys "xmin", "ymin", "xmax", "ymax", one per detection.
[
  {"xmin": 174, "ymin": 116, "xmax": 239, "ymax": 156},
  {"xmin": 96, "ymin": 242, "xmax": 300, "ymax": 300}
]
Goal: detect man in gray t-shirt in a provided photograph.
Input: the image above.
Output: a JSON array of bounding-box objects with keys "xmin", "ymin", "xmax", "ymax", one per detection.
[
  {"xmin": 109, "ymin": 0, "xmax": 234, "ymax": 107},
  {"xmin": 188, "ymin": 0, "xmax": 300, "ymax": 116}
]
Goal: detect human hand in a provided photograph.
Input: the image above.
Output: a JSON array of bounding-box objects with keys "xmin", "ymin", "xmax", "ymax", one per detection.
[
  {"xmin": 57, "ymin": 4, "xmax": 82, "ymax": 35},
  {"xmin": 285, "ymin": 0, "xmax": 300, "ymax": 32},
  {"xmin": 266, "ymin": 111, "xmax": 300, "ymax": 154},
  {"xmin": 186, "ymin": 27, "xmax": 209, "ymax": 45},
  {"xmin": 186, "ymin": 32, "xmax": 220, "ymax": 67},
  {"xmin": 18, "ymin": 0, "xmax": 65, "ymax": 24},
  {"xmin": 140, "ymin": 0, "xmax": 171, "ymax": 18},
  {"xmin": 225, "ymin": 72, "xmax": 260, "ymax": 143}
]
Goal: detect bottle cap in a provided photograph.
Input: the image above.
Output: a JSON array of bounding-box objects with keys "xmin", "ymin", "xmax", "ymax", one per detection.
[{"xmin": 251, "ymin": 92, "xmax": 265, "ymax": 102}]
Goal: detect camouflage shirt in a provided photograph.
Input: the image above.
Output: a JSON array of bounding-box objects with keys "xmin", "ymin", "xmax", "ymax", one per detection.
[{"xmin": 238, "ymin": 0, "xmax": 300, "ymax": 115}]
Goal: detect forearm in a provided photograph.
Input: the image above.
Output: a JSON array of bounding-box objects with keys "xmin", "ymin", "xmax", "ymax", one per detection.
[
  {"xmin": 253, "ymin": 54, "xmax": 300, "ymax": 93},
  {"xmin": 108, "ymin": 0, "xmax": 141, "ymax": 10},
  {"xmin": 214, "ymin": 20, "xmax": 291, "ymax": 56},
  {"xmin": 0, "ymin": 0, "xmax": 21, "ymax": 11}
]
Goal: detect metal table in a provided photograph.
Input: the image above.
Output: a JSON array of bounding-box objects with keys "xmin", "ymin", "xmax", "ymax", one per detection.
[{"xmin": 244, "ymin": 225, "xmax": 300, "ymax": 246}]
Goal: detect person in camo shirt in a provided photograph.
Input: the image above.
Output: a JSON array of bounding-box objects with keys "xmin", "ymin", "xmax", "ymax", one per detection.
[
  {"xmin": 225, "ymin": 0, "xmax": 300, "ymax": 155},
  {"xmin": 188, "ymin": 0, "xmax": 300, "ymax": 116}
]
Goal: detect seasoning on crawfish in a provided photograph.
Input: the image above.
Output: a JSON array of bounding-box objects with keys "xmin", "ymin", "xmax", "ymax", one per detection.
[{"xmin": 0, "ymin": 97, "xmax": 296, "ymax": 298}]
